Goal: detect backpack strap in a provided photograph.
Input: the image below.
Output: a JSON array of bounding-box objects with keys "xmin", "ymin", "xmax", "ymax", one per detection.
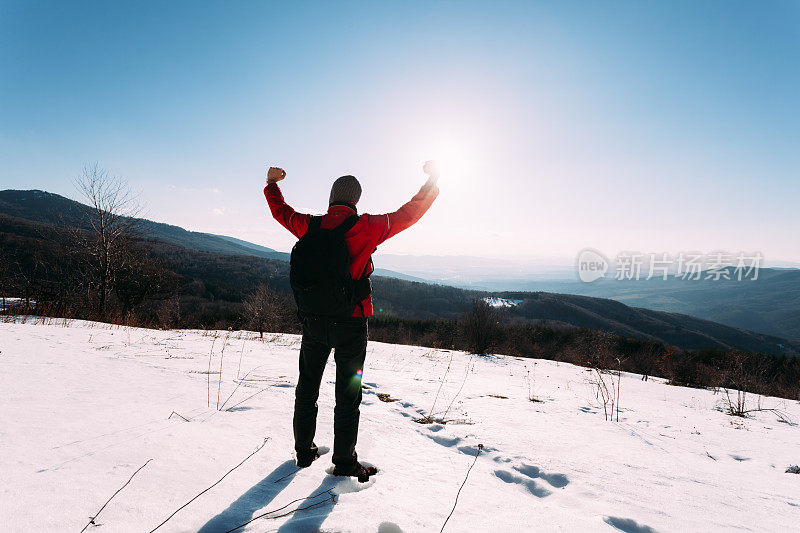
[
  {"xmin": 353, "ymin": 245, "xmax": 375, "ymax": 304},
  {"xmin": 333, "ymin": 214, "xmax": 360, "ymax": 235},
  {"xmin": 334, "ymin": 215, "xmax": 372, "ymax": 303},
  {"xmin": 362, "ymin": 248, "xmax": 376, "ymax": 279},
  {"xmin": 308, "ymin": 216, "xmax": 323, "ymax": 232}
]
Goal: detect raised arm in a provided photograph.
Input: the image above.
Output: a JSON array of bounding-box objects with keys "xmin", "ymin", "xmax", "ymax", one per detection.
[
  {"xmin": 263, "ymin": 166, "xmax": 311, "ymax": 238},
  {"xmin": 377, "ymin": 160, "xmax": 440, "ymax": 244}
]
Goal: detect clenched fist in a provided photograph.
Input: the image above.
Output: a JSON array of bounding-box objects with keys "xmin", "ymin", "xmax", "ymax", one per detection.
[
  {"xmin": 423, "ymin": 160, "xmax": 440, "ymax": 185},
  {"xmin": 267, "ymin": 167, "xmax": 286, "ymax": 184}
]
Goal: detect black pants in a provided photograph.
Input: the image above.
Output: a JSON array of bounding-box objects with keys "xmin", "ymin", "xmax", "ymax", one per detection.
[{"xmin": 293, "ymin": 316, "xmax": 368, "ymax": 468}]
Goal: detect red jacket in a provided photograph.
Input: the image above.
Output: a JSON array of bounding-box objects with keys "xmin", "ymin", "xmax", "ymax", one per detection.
[{"xmin": 265, "ymin": 180, "xmax": 439, "ymax": 317}]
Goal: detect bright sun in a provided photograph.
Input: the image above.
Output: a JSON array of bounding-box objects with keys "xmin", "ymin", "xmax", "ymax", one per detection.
[
  {"xmin": 430, "ymin": 141, "xmax": 473, "ymax": 180},
  {"xmin": 406, "ymin": 126, "xmax": 486, "ymax": 190}
]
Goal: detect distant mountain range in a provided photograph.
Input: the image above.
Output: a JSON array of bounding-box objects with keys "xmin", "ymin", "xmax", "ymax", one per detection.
[
  {"xmin": 370, "ymin": 253, "xmax": 800, "ymax": 341},
  {"xmin": 495, "ymin": 290, "xmax": 798, "ymax": 355},
  {"xmin": 466, "ymin": 269, "xmax": 800, "ymax": 342},
  {"xmin": 1, "ymin": 188, "xmax": 798, "ymax": 356},
  {"xmin": 371, "ymin": 256, "xmax": 800, "ymax": 342}
]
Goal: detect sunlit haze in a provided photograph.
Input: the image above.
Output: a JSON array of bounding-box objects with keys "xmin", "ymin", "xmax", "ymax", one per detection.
[{"xmin": 2, "ymin": 1, "xmax": 798, "ymax": 263}]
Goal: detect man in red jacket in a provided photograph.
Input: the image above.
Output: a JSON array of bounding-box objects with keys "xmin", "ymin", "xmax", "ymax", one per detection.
[{"xmin": 264, "ymin": 162, "xmax": 439, "ymax": 480}]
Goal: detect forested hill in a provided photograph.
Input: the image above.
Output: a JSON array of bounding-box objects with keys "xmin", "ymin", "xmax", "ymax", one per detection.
[{"xmin": 0, "ymin": 189, "xmax": 286, "ymax": 259}]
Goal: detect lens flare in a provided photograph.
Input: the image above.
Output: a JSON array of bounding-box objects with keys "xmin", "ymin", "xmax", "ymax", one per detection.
[{"xmin": 347, "ymin": 368, "xmax": 364, "ymax": 395}]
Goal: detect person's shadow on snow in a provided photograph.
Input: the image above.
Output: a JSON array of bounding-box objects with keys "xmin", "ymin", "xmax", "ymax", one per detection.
[
  {"xmin": 275, "ymin": 476, "xmax": 339, "ymax": 532},
  {"xmin": 197, "ymin": 459, "xmax": 301, "ymax": 533}
]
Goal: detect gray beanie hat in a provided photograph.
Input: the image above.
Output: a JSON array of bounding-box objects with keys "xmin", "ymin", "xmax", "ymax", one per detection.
[{"xmin": 329, "ymin": 175, "xmax": 362, "ymax": 206}]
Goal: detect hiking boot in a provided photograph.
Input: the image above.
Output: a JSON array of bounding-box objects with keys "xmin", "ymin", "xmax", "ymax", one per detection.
[
  {"xmin": 296, "ymin": 450, "xmax": 320, "ymax": 468},
  {"xmin": 332, "ymin": 462, "xmax": 378, "ymax": 482}
]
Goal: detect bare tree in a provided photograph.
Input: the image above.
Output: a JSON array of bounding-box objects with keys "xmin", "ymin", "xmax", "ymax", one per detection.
[
  {"xmin": 720, "ymin": 349, "xmax": 792, "ymax": 423},
  {"xmin": 242, "ymin": 284, "xmax": 294, "ymax": 337},
  {"xmin": 460, "ymin": 299, "xmax": 503, "ymax": 355},
  {"xmin": 433, "ymin": 320, "xmax": 459, "ymax": 349},
  {"xmin": 113, "ymin": 237, "xmax": 176, "ymax": 320},
  {"xmin": 4, "ymin": 260, "xmax": 37, "ymax": 314},
  {"xmin": 71, "ymin": 164, "xmax": 142, "ymax": 319},
  {"xmin": 585, "ymin": 331, "xmax": 623, "ymax": 421},
  {"xmin": 629, "ymin": 341, "xmax": 659, "ymax": 381},
  {"xmin": 723, "ymin": 350, "xmax": 765, "ymax": 416},
  {"xmin": 156, "ymin": 297, "xmax": 182, "ymax": 330}
]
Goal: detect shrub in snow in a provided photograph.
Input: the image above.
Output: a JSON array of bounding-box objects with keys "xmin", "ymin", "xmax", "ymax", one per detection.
[{"xmin": 461, "ymin": 299, "xmax": 503, "ymax": 355}]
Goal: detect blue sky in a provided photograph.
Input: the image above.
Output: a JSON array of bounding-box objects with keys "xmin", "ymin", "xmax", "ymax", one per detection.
[{"xmin": 1, "ymin": 1, "xmax": 798, "ymax": 262}]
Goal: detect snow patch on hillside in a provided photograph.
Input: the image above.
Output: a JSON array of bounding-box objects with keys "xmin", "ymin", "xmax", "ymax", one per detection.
[{"xmin": 483, "ymin": 297, "xmax": 522, "ymax": 308}]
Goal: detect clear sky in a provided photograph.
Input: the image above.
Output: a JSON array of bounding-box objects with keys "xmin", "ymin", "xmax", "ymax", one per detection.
[{"xmin": 1, "ymin": 1, "xmax": 798, "ymax": 262}]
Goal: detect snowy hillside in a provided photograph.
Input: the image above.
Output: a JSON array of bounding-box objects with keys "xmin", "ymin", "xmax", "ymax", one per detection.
[{"xmin": 1, "ymin": 320, "xmax": 799, "ymax": 532}]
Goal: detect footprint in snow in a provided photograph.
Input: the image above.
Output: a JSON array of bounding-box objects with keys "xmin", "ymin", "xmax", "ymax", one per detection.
[
  {"xmin": 429, "ymin": 434, "xmax": 462, "ymax": 447},
  {"xmin": 604, "ymin": 516, "xmax": 658, "ymax": 533},
  {"xmin": 377, "ymin": 522, "xmax": 404, "ymax": 533},
  {"xmin": 493, "ymin": 460, "xmax": 570, "ymax": 498},
  {"xmin": 422, "ymin": 431, "xmax": 497, "ymax": 456},
  {"xmin": 513, "ymin": 463, "xmax": 569, "ymax": 488},
  {"xmin": 457, "ymin": 443, "xmax": 493, "ymax": 455},
  {"xmin": 493, "ymin": 469, "xmax": 552, "ymax": 498}
]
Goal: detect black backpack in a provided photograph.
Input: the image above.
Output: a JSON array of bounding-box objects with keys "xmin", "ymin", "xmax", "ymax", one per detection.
[{"xmin": 290, "ymin": 215, "xmax": 371, "ymax": 317}]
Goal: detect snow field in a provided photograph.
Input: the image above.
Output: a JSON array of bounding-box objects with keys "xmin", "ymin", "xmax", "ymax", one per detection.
[{"xmin": 1, "ymin": 319, "xmax": 799, "ymax": 532}]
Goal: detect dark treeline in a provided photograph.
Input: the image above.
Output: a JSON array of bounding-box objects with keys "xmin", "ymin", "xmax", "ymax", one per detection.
[
  {"xmin": 2, "ymin": 213, "xmax": 173, "ymax": 323},
  {"xmin": 0, "ymin": 212, "xmax": 290, "ymax": 329}
]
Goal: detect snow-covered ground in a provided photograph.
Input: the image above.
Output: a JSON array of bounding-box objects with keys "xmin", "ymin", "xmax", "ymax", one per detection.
[{"xmin": 1, "ymin": 319, "xmax": 799, "ymax": 532}]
